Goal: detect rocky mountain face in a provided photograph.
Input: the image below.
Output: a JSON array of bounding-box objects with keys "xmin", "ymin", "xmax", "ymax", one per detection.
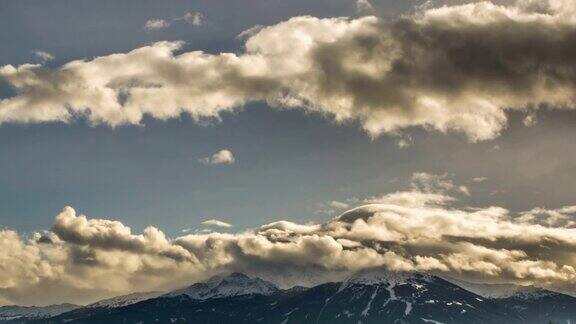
[{"xmin": 6, "ymin": 270, "xmax": 576, "ymax": 324}]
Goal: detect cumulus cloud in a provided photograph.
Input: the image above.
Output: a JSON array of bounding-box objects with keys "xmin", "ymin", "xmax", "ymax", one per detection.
[
  {"xmin": 3, "ymin": 0, "xmax": 576, "ymax": 140},
  {"xmin": 199, "ymin": 149, "xmax": 235, "ymax": 165},
  {"xmin": 2, "ymin": 173, "xmax": 576, "ymax": 305},
  {"xmin": 144, "ymin": 19, "xmax": 170, "ymax": 31},
  {"xmin": 201, "ymin": 219, "xmax": 233, "ymax": 228}
]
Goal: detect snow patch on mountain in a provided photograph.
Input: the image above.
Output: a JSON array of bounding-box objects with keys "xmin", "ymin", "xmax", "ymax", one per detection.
[
  {"xmin": 360, "ymin": 287, "xmax": 378, "ymax": 316},
  {"xmin": 421, "ymin": 318, "xmax": 446, "ymax": 324},
  {"xmin": 86, "ymin": 291, "xmax": 162, "ymax": 309}
]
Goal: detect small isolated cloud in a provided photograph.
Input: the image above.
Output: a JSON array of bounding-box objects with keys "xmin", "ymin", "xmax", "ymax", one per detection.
[
  {"xmin": 180, "ymin": 12, "xmax": 203, "ymax": 26},
  {"xmin": 396, "ymin": 134, "xmax": 413, "ymax": 148},
  {"xmin": 181, "ymin": 228, "xmax": 213, "ymax": 234},
  {"xmin": 330, "ymin": 201, "xmax": 350, "ymax": 210},
  {"xmin": 201, "ymin": 219, "xmax": 232, "ymax": 228},
  {"xmin": 200, "ymin": 149, "xmax": 235, "ymax": 165},
  {"xmin": 145, "ymin": 18, "xmax": 170, "ymax": 31},
  {"xmin": 473, "ymin": 177, "xmax": 488, "ymax": 183},
  {"xmin": 33, "ymin": 51, "xmax": 54, "ymax": 63},
  {"xmin": 356, "ymin": 0, "xmax": 374, "ymax": 13},
  {"xmin": 523, "ymin": 112, "xmax": 538, "ymax": 127},
  {"xmin": 146, "ymin": 12, "xmax": 203, "ymax": 31}
]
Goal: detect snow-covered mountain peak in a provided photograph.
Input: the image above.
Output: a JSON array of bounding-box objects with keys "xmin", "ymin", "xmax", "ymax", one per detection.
[
  {"xmin": 344, "ymin": 268, "xmax": 428, "ymax": 287},
  {"xmin": 165, "ymin": 272, "xmax": 279, "ymax": 299}
]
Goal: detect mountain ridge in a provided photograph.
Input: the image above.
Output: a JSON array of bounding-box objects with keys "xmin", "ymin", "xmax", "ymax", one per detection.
[{"xmin": 7, "ymin": 270, "xmax": 576, "ymax": 323}]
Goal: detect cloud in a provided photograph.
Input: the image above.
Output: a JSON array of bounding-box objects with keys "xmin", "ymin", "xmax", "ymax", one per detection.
[
  {"xmin": 2, "ymin": 173, "xmax": 576, "ymax": 305},
  {"xmin": 523, "ymin": 112, "xmax": 538, "ymax": 126},
  {"xmin": 356, "ymin": 0, "xmax": 374, "ymax": 13},
  {"xmin": 201, "ymin": 219, "xmax": 233, "ymax": 228},
  {"xmin": 180, "ymin": 12, "xmax": 203, "ymax": 26},
  {"xmin": 329, "ymin": 201, "xmax": 350, "ymax": 210},
  {"xmin": 3, "ymin": 0, "xmax": 576, "ymax": 140},
  {"xmin": 472, "ymin": 177, "xmax": 488, "ymax": 183},
  {"xmin": 144, "ymin": 19, "xmax": 170, "ymax": 31},
  {"xmin": 517, "ymin": 206, "xmax": 576, "ymax": 227},
  {"xmin": 146, "ymin": 12, "xmax": 203, "ymax": 31},
  {"xmin": 33, "ymin": 51, "xmax": 54, "ymax": 63},
  {"xmin": 199, "ymin": 149, "xmax": 235, "ymax": 165},
  {"xmin": 237, "ymin": 25, "xmax": 265, "ymax": 39},
  {"xmin": 396, "ymin": 134, "xmax": 413, "ymax": 148}
]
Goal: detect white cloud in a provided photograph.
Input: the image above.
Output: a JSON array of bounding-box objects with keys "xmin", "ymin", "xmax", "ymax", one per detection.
[
  {"xmin": 199, "ymin": 149, "xmax": 235, "ymax": 165},
  {"xmin": 146, "ymin": 12, "xmax": 203, "ymax": 32},
  {"xmin": 201, "ymin": 219, "xmax": 233, "ymax": 228},
  {"xmin": 472, "ymin": 177, "xmax": 488, "ymax": 183},
  {"xmin": 329, "ymin": 201, "xmax": 350, "ymax": 210},
  {"xmin": 180, "ymin": 12, "xmax": 203, "ymax": 26},
  {"xmin": 356, "ymin": 0, "xmax": 374, "ymax": 13},
  {"xmin": 523, "ymin": 112, "xmax": 538, "ymax": 127},
  {"xmin": 33, "ymin": 51, "xmax": 54, "ymax": 63},
  {"xmin": 396, "ymin": 135, "xmax": 413, "ymax": 148},
  {"xmin": 144, "ymin": 18, "xmax": 170, "ymax": 31},
  {"xmin": 3, "ymin": 0, "xmax": 576, "ymax": 140},
  {"xmin": 366, "ymin": 190, "xmax": 455, "ymax": 208}
]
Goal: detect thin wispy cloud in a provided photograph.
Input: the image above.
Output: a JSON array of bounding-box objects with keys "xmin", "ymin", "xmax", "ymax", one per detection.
[
  {"xmin": 145, "ymin": 11, "xmax": 204, "ymax": 31},
  {"xmin": 32, "ymin": 50, "xmax": 54, "ymax": 63},
  {"xmin": 356, "ymin": 0, "xmax": 374, "ymax": 13},
  {"xmin": 179, "ymin": 12, "xmax": 203, "ymax": 26},
  {"xmin": 329, "ymin": 201, "xmax": 350, "ymax": 210},
  {"xmin": 201, "ymin": 219, "xmax": 233, "ymax": 228},
  {"xmin": 144, "ymin": 18, "xmax": 170, "ymax": 31}
]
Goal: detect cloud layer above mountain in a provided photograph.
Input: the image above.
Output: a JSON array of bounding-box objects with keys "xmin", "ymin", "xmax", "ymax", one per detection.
[
  {"xmin": 2, "ymin": 0, "xmax": 576, "ymax": 140},
  {"xmin": 1, "ymin": 173, "xmax": 576, "ymax": 306}
]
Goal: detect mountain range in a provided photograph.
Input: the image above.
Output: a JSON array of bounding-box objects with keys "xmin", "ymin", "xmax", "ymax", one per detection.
[{"xmin": 2, "ymin": 270, "xmax": 575, "ymax": 324}]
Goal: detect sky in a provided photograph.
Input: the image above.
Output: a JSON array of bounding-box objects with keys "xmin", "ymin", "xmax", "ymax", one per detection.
[{"xmin": 2, "ymin": 0, "xmax": 576, "ymax": 306}]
